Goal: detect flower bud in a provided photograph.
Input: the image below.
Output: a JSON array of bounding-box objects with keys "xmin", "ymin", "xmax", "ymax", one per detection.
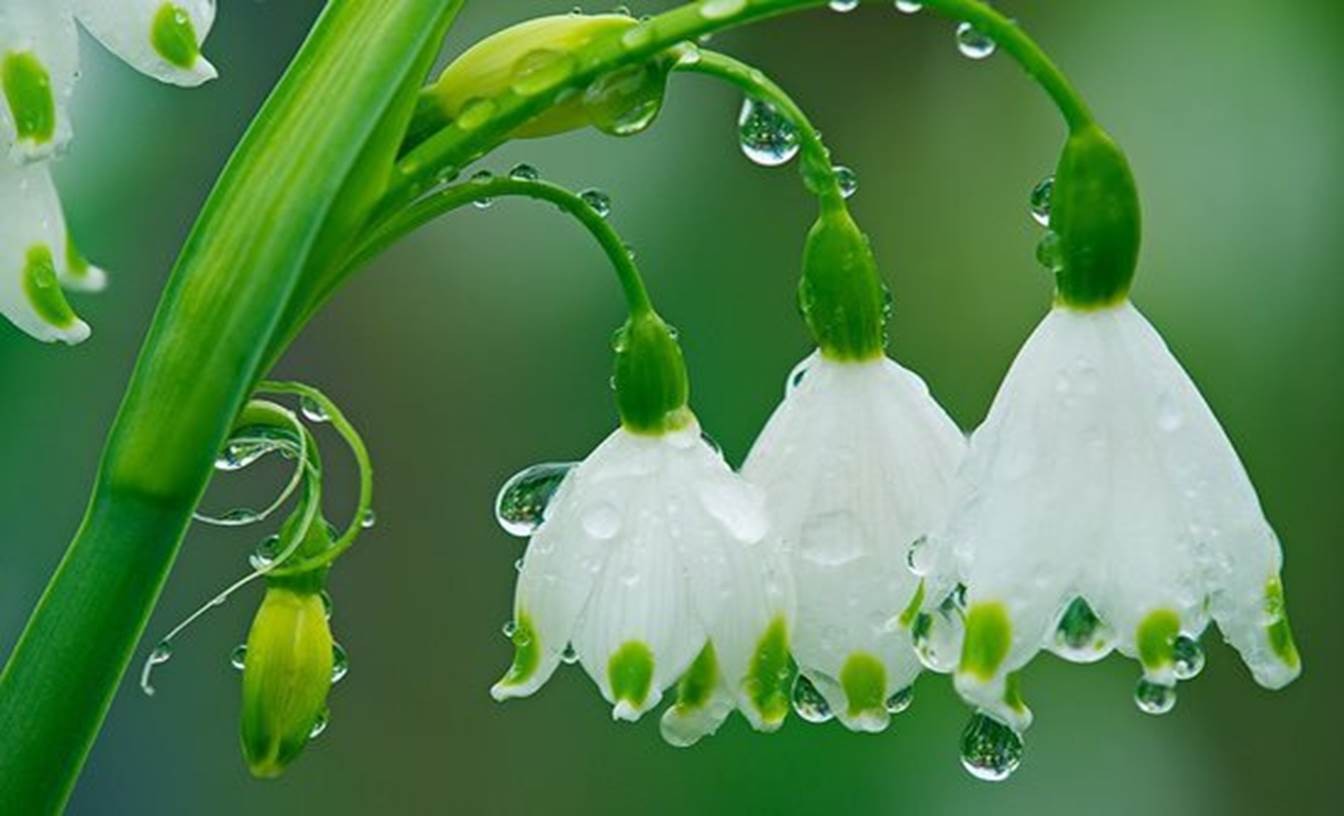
[
  {"xmin": 1050, "ymin": 124, "xmax": 1141, "ymax": 308},
  {"xmin": 239, "ymin": 585, "xmax": 333, "ymax": 778},
  {"xmin": 405, "ymin": 14, "xmax": 674, "ymax": 149},
  {"xmin": 612, "ymin": 311, "xmax": 692, "ymax": 435},
  {"xmin": 798, "ymin": 202, "xmax": 887, "ymax": 362}
]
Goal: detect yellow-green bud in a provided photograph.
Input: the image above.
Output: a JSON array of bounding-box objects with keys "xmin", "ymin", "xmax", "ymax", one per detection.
[
  {"xmin": 240, "ymin": 586, "xmax": 333, "ymax": 778},
  {"xmin": 405, "ymin": 14, "xmax": 673, "ymax": 149}
]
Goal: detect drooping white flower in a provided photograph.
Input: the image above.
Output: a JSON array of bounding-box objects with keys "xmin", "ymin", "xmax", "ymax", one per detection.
[
  {"xmin": 492, "ymin": 418, "xmax": 795, "ymax": 745},
  {"xmin": 1, "ymin": 0, "xmax": 218, "ymax": 343},
  {"xmin": 924, "ymin": 301, "xmax": 1301, "ymax": 729},
  {"xmin": 0, "ymin": 157, "xmax": 97, "ymax": 343},
  {"xmin": 742, "ymin": 350, "xmax": 966, "ymax": 732}
]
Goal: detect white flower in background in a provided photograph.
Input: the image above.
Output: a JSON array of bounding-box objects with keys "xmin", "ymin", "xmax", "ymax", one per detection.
[
  {"xmin": 1, "ymin": 0, "xmax": 217, "ymax": 342},
  {"xmin": 743, "ymin": 350, "xmax": 966, "ymax": 732},
  {"xmin": 924, "ymin": 301, "xmax": 1301, "ymax": 732},
  {"xmin": 492, "ymin": 419, "xmax": 795, "ymax": 746}
]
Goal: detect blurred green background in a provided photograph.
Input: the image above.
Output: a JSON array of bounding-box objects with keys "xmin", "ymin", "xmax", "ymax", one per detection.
[{"xmin": 2, "ymin": 0, "xmax": 1339, "ymax": 813}]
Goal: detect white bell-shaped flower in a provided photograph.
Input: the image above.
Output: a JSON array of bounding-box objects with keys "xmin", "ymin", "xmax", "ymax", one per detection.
[
  {"xmin": 74, "ymin": 0, "xmax": 218, "ymax": 87},
  {"xmin": 924, "ymin": 301, "xmax": 1301, "ymax": 729},
  {"xmin": 743, "ymin": 351, "xmax": 966, "ymax": 732},
  {"xmin": 492, "ymin": 419, "xmax": 795, "ymax": 745},
  {"xmin": 0, "ymin": 1, "xmax": 78, "ymax": 161},
  {"xmin": 0, "ymin": 158, "xmax": 93, "ymax": 344}
]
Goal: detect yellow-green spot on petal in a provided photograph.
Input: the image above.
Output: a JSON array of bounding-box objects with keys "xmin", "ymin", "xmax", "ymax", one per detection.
[
  {"xmin": 608, "ymin": 640, "xmax": 654, "ymax": 708},
  {"xmin": 1003, "ymin": 671, "xmax": 1028, "ymax": 715},
  {"xmin": 1137, "ymin": 609, "xmax": 1180, "ymax": 670},
  {"xmin": 151, "ymin": 4, "xmax": 201, "ymax": 69},
  {"xmin": 673, "ymin": 642, "xmax": 718, "ymax": 711},
  {"xmin": 23, "ymin": 246, "xmax": 77, "ymax": 329},
  {"xmin": 961, "ymin": 602, "xmax": 1012, "ymax": 681},
  {"xmin": 839, "ymin": 652, "xmax": 886, "ymax": 718},
  {"xmin": 65, "ymin": 232, "xmax": 91, "ymax": 280},
  {"xmin": 898, "ymin": 580, "xmax": 926, "ymax": 628},
  {"xmin": 744, "ymin": 616, "xmax": 790, "ymax": 725},
  {"xmin": 1265, "ymin": 576, "xmax": 1300, "ymax": 669},
  {"xmin": 497, "ymin": 612, "xmax": 539, "ymax": 687},
  {"xmin": 2, "ymin": 51, "xmax": 54, "ymax": 144}
]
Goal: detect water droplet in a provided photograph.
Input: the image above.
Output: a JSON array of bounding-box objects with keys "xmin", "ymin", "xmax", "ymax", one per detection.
[
  {"xmin": 700, "ymin": 0, "xmax": 746, "ymax": 21},
  {"xmin": 829, "ymin": 0, "xmax": 859, "ymax": 13},
  {"xmin": 309, "ymin": 709, "xmax": 329, "ymax": 739},
  {"xmin": 1051, "ymin": 597, "xmax": 1114, "ymax": 663},
  {"xmin": 885, "ymin": 685, "xmax": 914, "ymax": 714},
  {"xmin": 1030, "ymin": 175, "xmax": 1054, "ymax": 226},
  {"xmin": 513, "ymin": 557, "xmax": 524, "ymax": 572},
  {"xmin": 213, "ymin": 507, "xmax": 262, "ymax": 527},
  {"xmin": 331, "ymin": 643, "xmax": 349, "ymax": 684},
  {"xmin": 502, "ymin": 620, "xmax": 518, "ymax": 639},
  {"xmin": 737, "ymin": 97, "xmax": 800, "ymax": 167},
  {"xmin": 320, "ymin": 589, "xmax": 333, "ymax": 620},
  {"xmin": 580, "ymin": 188, "xmax": 612, "ymax": 217},
  {"xmin": 1172, "ymin": 635, "xmax": 1205, "ymax": 680},
  {"xmin": 249, "ymin": 534, "xmax": 282, "ymax": 570},
  {"xmin": 955, "ymin": 21, "xmax": 997, "ymax": 59},
  {"xmin": 509, "ymin": 163, "xmax": 540, "ymax": 181},
  {"xmin": 1036, "ymin": 231, "xmax": 1063, "ymax": 272},
  {"xmin": 621, "ymin": 22, "xmax": 654, "ymax": 49},
  {"xmin": 583, "ymin": 63, "xmax": 667, "ymax": 136},
  {"xmin": 791, "ymin": 674, "xmax": 834, "ymax": 723},
  {"xmin": 1134, "ymin": 678, "xmax": 1177, "ymax": 714},
  {"xmin": 960, "ymin": 712, "xmax": 1024, "ymax": 781},
  {"xmin": 912, "ymin": 604, "xmax": 964, "ymax": 672},
  {"xmin": 561, "ymin": 643, "xmax": 580, "ymax": 664},
  {"xmin": 895, "ymin": 1, "xmax": 923, "ymax": 13},
  {"xmin": 215, "ymin": 440, "xmax": 275, "ymax": 471},
  {"xmin": 511, "ymin": 48, "xmax": 578, "ymax": 97},
  {"xmin": 906, "ymin": 534, "xmax": 933, "ymax": 575},
  {"xmin": 456, "ymin": 97, "xmax": 496, "ymax": 131},
  {"xmin": 470, "ymin": 169, "xmax": 495, "ymax": 209},
  {"xmin": 360, "ymin": 508, "xmax": 377, "ymax": 529},
  {"xmin": 140, "ymin": 641, "xmax": 173, "ymax": 696},
  {"xmin": 230, "ymin": 644, "xmax": 247, "ymax": 671},
  {"xmin": 834, "ymin": 165, "xmax": 858, "ymax": 198},
  {"xmin": 495, "ymin": 462, "xmax": 577, "ymax": 537},
  {"xmin": 296, "ymin": 396, "xmax": 328, "ymax": 423},
  {"xmin": 581, "ymin": 500, "xmax": 622, "ymax": 539}
]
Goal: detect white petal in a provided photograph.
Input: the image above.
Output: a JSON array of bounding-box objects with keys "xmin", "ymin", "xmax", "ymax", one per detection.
[
  {"xmin": 0, "ymin": 2, "xmax": 78, "ymax": 160},
  {"xmin": 935, "ymin": 302, "xmax": 1299, "ymax": 725},
  {"xmin": 75, "ymin": 0, "xmax": 217, "ymax": 87},
  {"xmin": 744, "ymin": 351, "xmax": 966, "ymax": 731},
  {"xmin": 658, "ymin": 644, "xmax": 737, "ymax": 747},
  {"xmin": 0, "ymin": 158, "xmax": 89, "ymax": 344}
]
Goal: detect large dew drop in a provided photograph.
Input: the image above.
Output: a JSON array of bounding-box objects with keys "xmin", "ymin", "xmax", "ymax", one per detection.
[
  {"xmin": 1134, "ymin": 679, "xmax": 1177, "ymax": 715},
  {"xmin": 960, "ymin": 712, "xmax": 1024, "ymax": 782},
  {"xmin": 1172, "ymin": 635, "xmax": 1205, "ymax": 680},
  {"xmin": 955, "ymin": 22, "xmax": 997, "ymax": 60},
  {"xmin": 1030, "ymin": 175, "xmax": 1054, "ymax": 226},
  {"xmin": 1050, "ymin": 597, "xmax": 1114, "ymax": 663},
  {"xmin": 791, "ymin": 673, "xmax": 834, "ymax": 723},
  {"xmin": 738, "ymin": 97, "xmax": 800, "ymax": 167},
  {"xmin": 495, "ymin": 462, "xmax": 577, "ymax": 537}
]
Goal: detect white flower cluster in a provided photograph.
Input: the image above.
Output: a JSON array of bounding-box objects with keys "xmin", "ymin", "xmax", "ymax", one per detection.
[
  {"xmin": 492, "ymin": 298, "xmax": 1301, "ymax": 769},
  {"xmin": 1, "ymin": 0, "xmax": 217, "ymax": 344}
]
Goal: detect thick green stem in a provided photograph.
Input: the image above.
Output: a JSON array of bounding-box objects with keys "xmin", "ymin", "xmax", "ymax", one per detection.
[
  {"xmin": 0, "ymin": 3, "xmax": 460, "ymax": 810},
  {"xmin": 346, "ymin": 177, "xmax": 654, "ymax": 317}
]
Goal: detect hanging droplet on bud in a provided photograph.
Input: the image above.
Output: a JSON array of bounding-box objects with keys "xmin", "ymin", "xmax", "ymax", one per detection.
[
  {"xmin": 308, "ymin": 709, "xmax": 329, "ymax": 739},
  {"xmin": 331, "ymin": 643, "xmax": 350, "ymax": 684},
  {"xmin": 299, "ymin": 396, "xmax": 330, "ymax": 423},
  {"xmin": 509, "ymin": 163, "xmax": 540, "ymax": 181},
  {"xmin": 1172, "ymin": 635, "xmax": 1205, "ymax": 680},
  {"xmin": 1134, "ymin": 678, "xmax": 1177, "ymax": 714},
  {"xmin": 249, "ymin": 535, "xmax": 283, "ymax": 570},
  {"xmin": 955, "ymin": 21, "xmax": 997, "ymax": 60},
  {"xmin": 230, "ymin": 644, "xmax": 248, "ymax": 671},
  {"xmin": 791, "ymin": 673, "xmax": 834, "ymax": 723},
  {"xmin": 1030, "ymin": 175, "xmax": 1054, "ymax": 226},
  {"xmin": 895, "ymin": 1, "xmax": 923, "ymax": 13},
  {"xmin": 1035, "ymin": 231, "xmax": 1063, "ymax": 272},
  {"xmin": 737, "ymin": 97, "xmax": 800, "ymax": 167},
  {"xmin": 833, "ymin": 165, "xmax": 858, "ymax": 199},
  {"xmin": 495, "ymin": 462, "xmax": 578, "ymax": 537},
  {"xmin": 580, "ymin": 188, "xmax": 612, "ymax": 217},
  {"xmin": 960, "ymin": 712, "xmax": 1024, "ymax": 781}
]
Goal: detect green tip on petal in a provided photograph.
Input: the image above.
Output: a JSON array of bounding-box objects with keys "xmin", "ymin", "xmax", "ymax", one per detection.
[
  {"xmin": 898, "ymin": 580, "xmax": 926, "ymax": 629},
  {"xmin": 1136, "ymin": 609, "xmax": 1181, "ymax": 671},
  {"xmin": 673, "ymin": 642, "xmax": 719, "ymax": 711},
  {"xmin": 2, "ymin": 51, "xmax": 55, "ymax": 144},
  {"xmin": 496, "ymin": 612, "xmax": 540, "ymax": 689},
  {"xmin": 961, "ymin": 602, "xmax": 1012, "ymax": 682},
  {"xmin": 23, "ymin": 245, "xmax": 78, "ymax": 329},
  {"xmin": 839, "ymin": 652, "xmax": 886, "ymax": 718},
  {"xmin": 608, "ymin": 641, "xmax": 654, "ymax": 711},
  {"xmin": 1265, "ymin": 576, "xmax": 1300, "ymax": 669},
  {"xmin": 151, "ymin": 3, "xmax": 202, "ymax": 69},
  {"xmin": 744, "ymin": 616, "xmax": 791, "ymax": 726}
]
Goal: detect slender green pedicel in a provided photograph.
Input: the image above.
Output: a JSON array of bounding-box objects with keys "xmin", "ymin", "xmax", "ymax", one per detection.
[{"xmin": 2, "ymin": 52, "xmax": 55, "ymax": 145}]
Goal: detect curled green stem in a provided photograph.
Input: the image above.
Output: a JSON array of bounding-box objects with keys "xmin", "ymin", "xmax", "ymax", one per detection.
[{"xmin": 346, "ymin": 177, "xmax": 655, "ymax": 318}]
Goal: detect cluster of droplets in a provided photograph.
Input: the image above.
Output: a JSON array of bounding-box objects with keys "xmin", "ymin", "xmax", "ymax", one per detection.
[
  {"xmin": 464, "ymin": 163, "xmax": 615, "ymax": 221},
  {"xmin": 736, "ymin": 96, "xmax": 859, "ymax": 199},
  {"xmin": 1029, "ymin": 174, "xmax": 1064, "ymax": 274}
]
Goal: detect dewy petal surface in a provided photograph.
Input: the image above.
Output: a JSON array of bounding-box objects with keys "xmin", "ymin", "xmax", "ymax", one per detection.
[
  {"xmin": 496, "ymin": 421, "xmax": 792, "ymax": 731},
  {"xmin": 0, "ymin": 0, "xmax": 79, "ymax": 160},
  {"xmin": 0, "ymin": 157, "xmax": 89, "ymax": 343},
  {"xmin": 75, "ymin": 0, "xmax": 218, "ymax": 86},
  {"xmin": 744, "ymin": 351, "xmax": 966, "ymax": 731},
  {"xmin": 932, "ymin": 301, "xmax": 1300, "ymax": 725}
]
